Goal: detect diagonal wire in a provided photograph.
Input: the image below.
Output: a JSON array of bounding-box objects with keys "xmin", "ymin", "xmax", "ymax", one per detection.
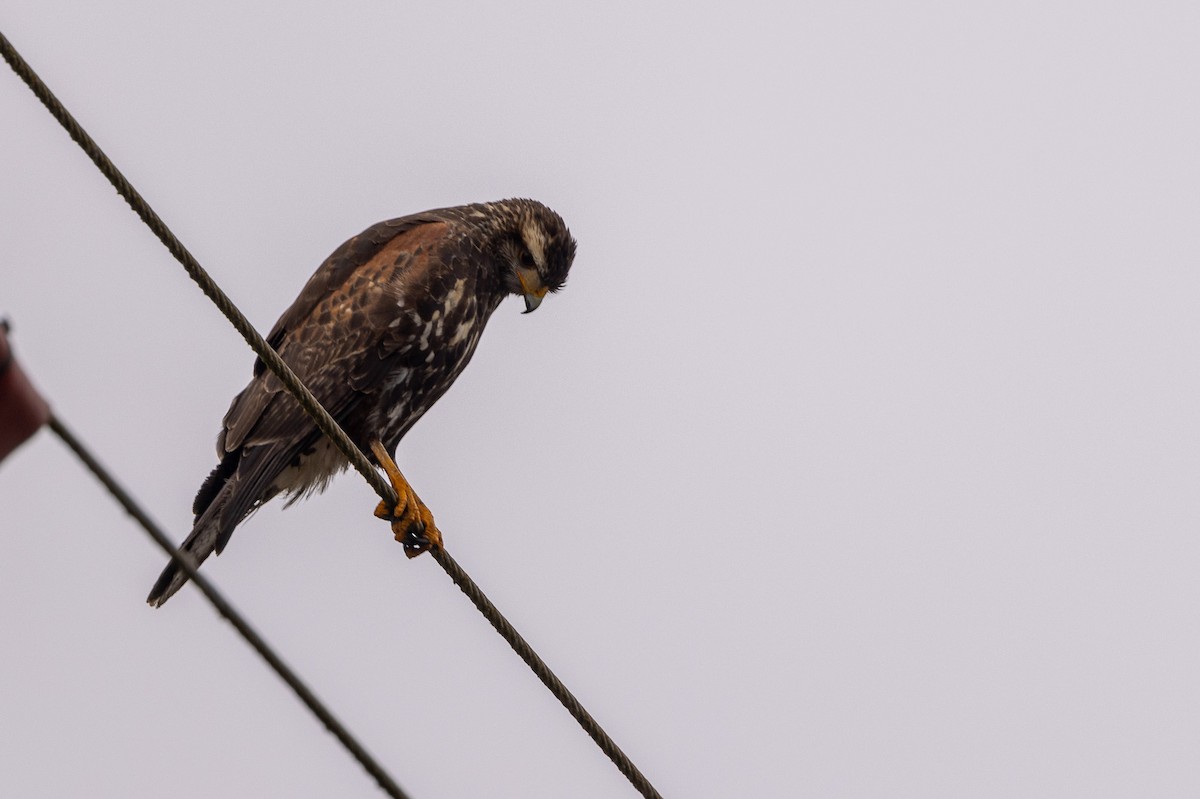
[
  {"xmin": 0, "ymin": 30, "xmax": 395, "ymax": 507},
  {"xmin": 46, "ymin": 414, "xmax": 412, "ymax": 799},
  {"xmin": 430, "ymin": 547, "xmax": 661, "ymax": 796},
  {"xmin": 2, "ymin": 30, "xmax": 664, "ymax": 799}
]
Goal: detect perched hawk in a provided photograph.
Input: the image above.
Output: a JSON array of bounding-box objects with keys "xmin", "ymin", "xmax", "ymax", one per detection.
[{"xmin": 147, "ymin": 199, "xmax": 576, "ymax": 607}]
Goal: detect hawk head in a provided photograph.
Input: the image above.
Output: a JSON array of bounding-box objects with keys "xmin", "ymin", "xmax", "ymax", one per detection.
[{"xmin": 489, "ymin": 199, "xmax": 577, "ymax": 313}]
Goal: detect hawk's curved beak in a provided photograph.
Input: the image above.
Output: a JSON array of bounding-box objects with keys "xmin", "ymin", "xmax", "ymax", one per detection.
[{"xmin": 516, "ymin": 267, "xmax": 549, "ymax": 314}]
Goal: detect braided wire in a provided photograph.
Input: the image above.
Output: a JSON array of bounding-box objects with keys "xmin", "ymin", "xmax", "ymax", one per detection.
[
  {"xmin": 3, "ymin": 29, "xmax": 663, "ymax": 799},
  {"xmin": 0, "ymin": 31, "xmax": 395, "ymax": 507},
  {"xmin": 431, "ymin": 547, "xmax": 663, "ymax": 798},
  {"xmin": 47, "ymin": 415, "xmax": 412, "ymax": 799}
]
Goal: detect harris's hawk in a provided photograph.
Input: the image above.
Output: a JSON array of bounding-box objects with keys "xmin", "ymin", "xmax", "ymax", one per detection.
[{"xmin": 148, "ymin": 199, "xmax": 576, "ymax": 606}]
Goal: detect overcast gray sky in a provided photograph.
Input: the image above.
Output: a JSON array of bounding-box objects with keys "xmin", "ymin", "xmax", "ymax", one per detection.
[{"xmin": 3, "ymin": 2, "xmax": 1200, "ymax": 797}]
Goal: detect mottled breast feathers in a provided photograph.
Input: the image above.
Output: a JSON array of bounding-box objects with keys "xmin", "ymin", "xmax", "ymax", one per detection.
[{"xmin": 152, "ymin": 198, "xmax": 575, "ymax": 608}]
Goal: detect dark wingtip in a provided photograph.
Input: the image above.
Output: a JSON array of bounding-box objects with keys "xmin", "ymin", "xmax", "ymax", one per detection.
[
  {"xmin": 194, "ymin": 453, "xmax": 238, "ymax": 517},
  {"xmin": 146, "ymin": 562, "xmax": 181, "ymax": 608}
]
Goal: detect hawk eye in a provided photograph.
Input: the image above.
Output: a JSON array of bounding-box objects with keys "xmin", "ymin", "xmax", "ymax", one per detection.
[{"xmin": 519, "ymin": 251, "xmax": 536, "ymax": 269}]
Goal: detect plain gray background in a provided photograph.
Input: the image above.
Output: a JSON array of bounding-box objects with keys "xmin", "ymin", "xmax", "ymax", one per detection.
[{"xmin": 3, "ymin": 2, "xmax": 1199, "ymax": 796}]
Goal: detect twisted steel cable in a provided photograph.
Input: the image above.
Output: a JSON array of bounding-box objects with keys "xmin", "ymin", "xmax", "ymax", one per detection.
[
  {"xmin": 47, "ymin": 415, "xmax": 412, "ymax": 799},
  {"xmin": 3, "ymin": 29, "xmax": 663, "ymax": 799}
]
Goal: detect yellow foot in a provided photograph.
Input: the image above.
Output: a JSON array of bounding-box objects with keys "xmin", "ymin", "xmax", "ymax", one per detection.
[{"xmin": 370, "ymin": 440, "xmax": 444, "ymax": 558}]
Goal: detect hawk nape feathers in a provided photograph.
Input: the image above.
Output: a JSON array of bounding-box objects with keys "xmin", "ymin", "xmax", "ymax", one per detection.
[{"xmin": 147, "ymin": 199, "xmax": 576, "ymax": 607}]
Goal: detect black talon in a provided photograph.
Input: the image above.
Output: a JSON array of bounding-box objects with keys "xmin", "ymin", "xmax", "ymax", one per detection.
[{"xmin": 401, "ymin": 527, "xmax": 431, "ymax": 556}]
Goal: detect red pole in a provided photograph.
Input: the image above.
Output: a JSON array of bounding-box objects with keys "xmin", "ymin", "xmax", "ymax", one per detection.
[{"xmin": 0, "ymin": 321, "xmax": 50, "ymax": 462}]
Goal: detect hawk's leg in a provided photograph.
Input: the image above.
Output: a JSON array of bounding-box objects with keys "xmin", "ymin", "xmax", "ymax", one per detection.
[{"xmin": 369, "ymin": 440, "xmax": 443, "ymax": 558}]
